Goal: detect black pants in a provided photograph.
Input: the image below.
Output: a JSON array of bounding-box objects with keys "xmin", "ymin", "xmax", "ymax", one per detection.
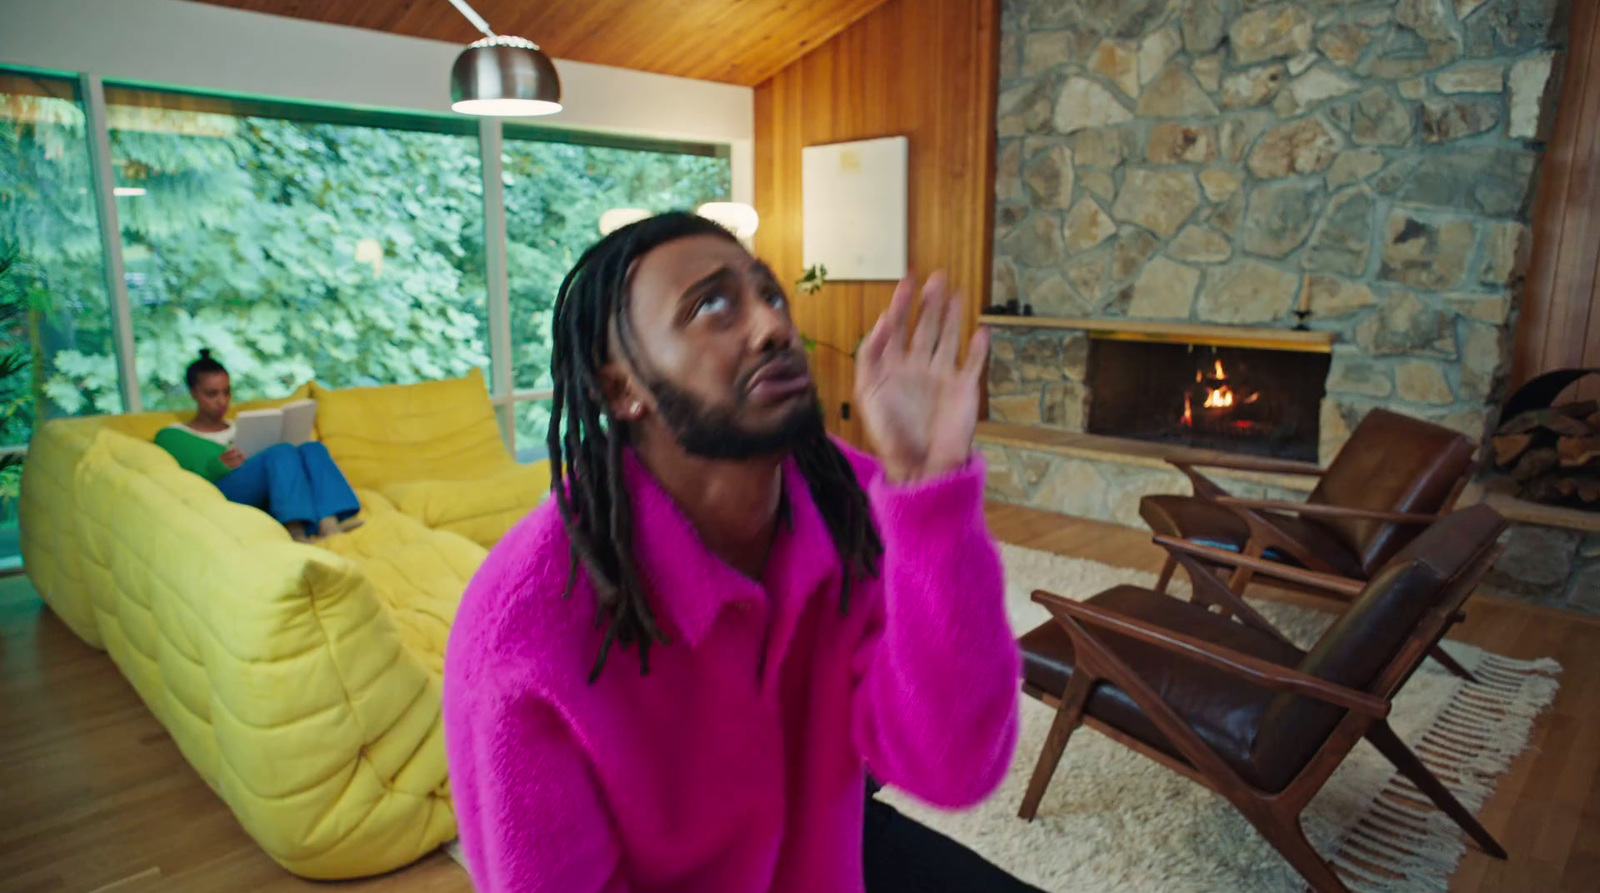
[{"xmin": 862, "ymin": 781, "xmax": 1045, "ymax": 893}]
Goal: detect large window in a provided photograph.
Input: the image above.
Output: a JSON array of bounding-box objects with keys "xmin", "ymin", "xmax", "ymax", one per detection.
[
  {"xmin": 0, "ymin": 65, "xmax": 737, "ymax": 564},
  {"xmin": 501, "ymin": 132, "xmax": 730, "ymax": 450},
  {"xmin": 1, "ymin": 71, "xmax": 121, "ymax": 565},
  {"xmin": 91, "ymin": 87, "xmax": 491, "ymax": 411}
]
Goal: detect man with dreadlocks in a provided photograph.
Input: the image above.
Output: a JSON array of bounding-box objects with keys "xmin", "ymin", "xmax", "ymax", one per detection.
[{"xmin": 444, "ymin": 212, "xmax": 1025, "ymax": 893}]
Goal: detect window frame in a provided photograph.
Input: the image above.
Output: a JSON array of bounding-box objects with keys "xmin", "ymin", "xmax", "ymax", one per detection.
[{"xmin": 0, "ymin": 63, "xmax": 732, "ymax": 458}]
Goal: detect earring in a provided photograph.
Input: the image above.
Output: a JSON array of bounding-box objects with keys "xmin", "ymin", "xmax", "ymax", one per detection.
[{"xmin": 630, "ymin": 401, "xmax": 642, "ymax": 416}]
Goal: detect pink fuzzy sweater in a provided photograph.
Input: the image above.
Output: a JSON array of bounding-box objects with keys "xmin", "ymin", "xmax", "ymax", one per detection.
[{"xmin": 443, "ymin": 443, "xmax": 1020, "ymax": 892}]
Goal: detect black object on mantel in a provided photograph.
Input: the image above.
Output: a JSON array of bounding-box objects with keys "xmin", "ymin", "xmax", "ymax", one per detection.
[
  {"xmin": 1292, "ymin": 309, "xmax": 1312, "ymax": 331},
  {"xmin": 982, "ymin": 299, "xmax": 1033, "ymax": 316}
]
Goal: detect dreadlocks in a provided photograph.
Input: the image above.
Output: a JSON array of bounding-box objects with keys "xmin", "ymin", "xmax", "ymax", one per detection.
[{"xmin": 546, "ymin": 212, "xmax": 885, "ymax": 682}]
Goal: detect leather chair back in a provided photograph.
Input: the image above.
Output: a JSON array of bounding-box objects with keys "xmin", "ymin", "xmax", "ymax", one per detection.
[
  {"xmin": 1308, "ymin": 409, "xmax": 1476, "ymax": 577},
  {"xmin": 1249, "ymin": 505, "xmax": 1506, "ymax": 791}
]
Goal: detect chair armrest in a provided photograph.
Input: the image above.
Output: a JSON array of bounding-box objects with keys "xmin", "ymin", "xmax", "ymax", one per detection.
[
  {"xmin": 1153, "ymin": 536, "xmax": 1366, "ymax": 597},
  {"xmin": 1165, "ymin": 551, "xmax": 1300, "ymax": 648},
  {"xmin": 1032, "ymin": 590, "xmax": 1390, "ymax": 718},
  {"xmin": 1214, "ymin": 497, "xmax": 1438, "ymax": 525},
  {"xmin": 1168, "ymin": 463, "xmax": 1232, "ymax": 501},
  {"xmin": 1168, "ymin": 456, "xmax": 1326, "ymax": 477}
]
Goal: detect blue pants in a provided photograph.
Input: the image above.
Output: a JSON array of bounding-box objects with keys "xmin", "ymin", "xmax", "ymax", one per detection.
[{"xmin": 216, "ymin": 442, "xmax": 360, "ymax": 527}]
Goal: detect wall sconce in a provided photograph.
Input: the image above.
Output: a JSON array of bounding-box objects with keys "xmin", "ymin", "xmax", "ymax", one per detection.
[
  {"xmin": 354, "ymin": 237, "xmax": 384, "ymax": 277},
  {"xmin": 696, "ymin": 202, "xmax": 760, "ymax": 240},
  {"xmin": 598, "ymin": 208, "xmax": 652, "ymax": 235}
]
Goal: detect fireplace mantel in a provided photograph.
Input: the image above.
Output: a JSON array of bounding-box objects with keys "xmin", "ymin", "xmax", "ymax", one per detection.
[{"xmin": 978, "ymin": 315, "xmax": 1336, "ymax": 354}]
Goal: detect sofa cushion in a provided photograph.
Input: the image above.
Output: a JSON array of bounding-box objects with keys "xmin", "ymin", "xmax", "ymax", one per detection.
[
  {"xmin": 313, "ymin": 370, "xmax": 511, "ymax": 491},
  {"xmin": 381, "ymin": 461, "xmax": 551, "ymax": 548},
  {"xmin": 69, "ymin": 428, "xmax": 457, "ymax": 877},
  {"xmin": 19, "ymin": 418, "xmax": 118, "ymax": 646},
  {"xmin": 319, "ymin": 512, "xmax": 486, "ymax": 678},
  {"xmin": 99, "ymin": 382, "xmax": 316, "ymax": 443}
]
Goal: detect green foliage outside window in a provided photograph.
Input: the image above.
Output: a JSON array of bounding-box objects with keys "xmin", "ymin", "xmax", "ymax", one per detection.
[
  {"xmin": 92, "ymin": 110, "xmax": 492, "ymax": 413},
  {"xmin": 500, "ymin": 137, "xmax": 729, "ymax": 448},
  {"xmin": 1, "ymin": 79, "xmax": 119, "ymax": 546},
  {"xmin": 0, "ymin": 246, "xmax": 29, "ymax": 509},
  {"xmin": 2, "ymin": 88, "xmax": 728, "ymax": 454},
  {"xmin": 0, "ymin": 78, "xmax": 730, "ymax": 552}
]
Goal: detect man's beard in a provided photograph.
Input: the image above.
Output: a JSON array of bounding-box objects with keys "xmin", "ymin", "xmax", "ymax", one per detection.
[{"xmin": 641, "ymin": 374, "xmax": 825, "ymax": 460}]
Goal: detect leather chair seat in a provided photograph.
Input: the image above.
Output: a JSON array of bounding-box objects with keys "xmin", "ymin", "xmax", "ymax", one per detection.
[
  {"xmin": 1139, "ymin": 495, "xmax": 1366, "ymax": 579},
  {"xmin": 1014, "ymin": 506, "xmax": 1510, "ymax": 892},
  {"xmin": 1019, "ymin": 585, "xmax": 1308, "ymax": 792}
]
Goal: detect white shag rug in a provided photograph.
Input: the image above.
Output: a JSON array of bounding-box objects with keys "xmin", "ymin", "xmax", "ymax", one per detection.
[
  {"xmin": 872, "ymin": 544, "xmax": 1562, "ymax": 893},
  {"xmin": 445, "ymin": 546, "xmax": 1562, "ymax": 893}
]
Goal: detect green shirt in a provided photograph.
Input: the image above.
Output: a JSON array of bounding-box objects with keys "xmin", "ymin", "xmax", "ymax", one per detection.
[{"xmin": 154, "ymin": 426, "xmax": 233, "ymax": 483}]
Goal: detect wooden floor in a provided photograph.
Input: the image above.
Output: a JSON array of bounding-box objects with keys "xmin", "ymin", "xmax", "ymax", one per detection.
[{"xmin": 2, "ymin": 505, "xmax": 1597, "ymax": 892}]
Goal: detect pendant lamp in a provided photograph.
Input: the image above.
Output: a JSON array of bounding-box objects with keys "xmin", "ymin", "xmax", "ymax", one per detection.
[{"xmin": 446, "ymin": 0, "xmax": 563, "ymax": 117}]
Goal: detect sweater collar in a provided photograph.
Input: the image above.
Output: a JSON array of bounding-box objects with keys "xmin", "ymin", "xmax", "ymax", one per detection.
[{"xmin": 623, "ymin": 450, "xmax": 839, "ymax": 649}]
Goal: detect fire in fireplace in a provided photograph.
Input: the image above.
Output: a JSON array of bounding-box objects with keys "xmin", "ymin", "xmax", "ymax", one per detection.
[
  {"xmin": 1086, "ymin": 337, "xmax": 1332, "ymax": 461},
  {"xmin": 1180, "ymin": 358, "xmax": 1262, "ymax": 427}
]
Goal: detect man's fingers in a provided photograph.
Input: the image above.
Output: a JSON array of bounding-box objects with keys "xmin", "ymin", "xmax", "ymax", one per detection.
[
  {"xmin": 959, "ymin": 325, "xmax": 991, "ymax": 385},
  {"xmin": 878, "ymin": 275, "xmax": 917, "ymax": 360},
  {"xmin": 908, "ymin": 272, "xmax": 948, "ymax": 360},
  {"xmin": 932, "ymin": 288, "xmax": 966, "ymax": 370},
  {"xmin": 856, "ymin": 307, "xmax": 892, "ymax": 375}
]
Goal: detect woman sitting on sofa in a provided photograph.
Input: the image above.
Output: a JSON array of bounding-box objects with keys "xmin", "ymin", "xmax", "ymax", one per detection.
[{"xmin": 153, "ymin": 349, "xmax": 361, "ymax": 543}]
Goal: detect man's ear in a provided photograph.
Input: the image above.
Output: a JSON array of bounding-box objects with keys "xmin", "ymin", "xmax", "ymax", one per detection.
[{"xmin": 598, "ymin": 362, "xmax": 647, "ymax": 422}]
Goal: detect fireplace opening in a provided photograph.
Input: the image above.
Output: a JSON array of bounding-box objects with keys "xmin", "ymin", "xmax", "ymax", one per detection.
[{"xmin": 1086, "ymin": 337, "xmax": 1332, "ymax": 461}]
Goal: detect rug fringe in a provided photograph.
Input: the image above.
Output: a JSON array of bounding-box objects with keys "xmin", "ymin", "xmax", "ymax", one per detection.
[{"xmin": 1325, "ymin": 654, "xmax": 1561, "ymax": 893}]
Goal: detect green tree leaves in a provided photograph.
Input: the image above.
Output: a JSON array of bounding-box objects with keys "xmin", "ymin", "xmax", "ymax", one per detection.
[{"xmin": 3, "ymin": 92, "xmax": 730, "ymax": 460}]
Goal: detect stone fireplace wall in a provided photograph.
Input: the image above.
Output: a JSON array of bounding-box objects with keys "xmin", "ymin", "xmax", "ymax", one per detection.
[{"xmin": 990, "ymin": 0, "xmax": 1566, "ymax": 463}]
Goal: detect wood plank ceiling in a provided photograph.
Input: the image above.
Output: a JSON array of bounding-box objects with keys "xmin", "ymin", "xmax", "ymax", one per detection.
[{"xmin": 187, "ymin": 0, "xmax": 894, "ymax": 86}]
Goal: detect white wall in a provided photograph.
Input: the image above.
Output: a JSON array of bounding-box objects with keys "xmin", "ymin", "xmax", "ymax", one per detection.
[{"xmin": 0, "ymin": 0, "xmax": 754, "ymax": 199}]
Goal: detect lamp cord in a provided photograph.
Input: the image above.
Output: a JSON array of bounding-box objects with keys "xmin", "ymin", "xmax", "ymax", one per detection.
[{"xmin": 445, "ymin": 0, "xmax": 497, "ymax": 37}]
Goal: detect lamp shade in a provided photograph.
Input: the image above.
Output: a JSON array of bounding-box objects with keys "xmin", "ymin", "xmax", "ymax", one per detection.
[
  {"xmin": 696, "ymin": 202, "xmax": 760, "ymax": 239},
  {"xmin": 451, "ymin": 35, "xmax": 562, "ymax": 117}
]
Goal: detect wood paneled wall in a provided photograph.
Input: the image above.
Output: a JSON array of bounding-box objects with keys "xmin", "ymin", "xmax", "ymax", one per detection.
[
  {"xmin": 1514, "ymin": 0, "xmax": 1600, "ymax": 394},
  {"xmin": 753, "ymin": 0, "xmax": 1000, "ymax": 448}
]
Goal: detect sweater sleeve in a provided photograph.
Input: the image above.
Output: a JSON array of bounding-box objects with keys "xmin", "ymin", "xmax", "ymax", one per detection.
[
  {"xmin": 153, "ymin": 427, "xmax": 231, "ymax": 482},
  {"xmin": 445, "ymin": 680, "xmax": 632, "ymax": 893},
  {"xmin": 848, "ymin": 455, "xmax": 1021, "ymax": 808}
]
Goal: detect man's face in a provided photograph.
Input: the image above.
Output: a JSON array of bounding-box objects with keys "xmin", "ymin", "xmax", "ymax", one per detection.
[{"xmin": 611, "ymin": 233, "xmax": 822, "ymax": 459}]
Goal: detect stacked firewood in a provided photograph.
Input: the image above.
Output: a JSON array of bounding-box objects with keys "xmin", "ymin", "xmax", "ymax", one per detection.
[{"xmin": 1492, "ymin": 400, "xmax": 1600, "ymax": 507}]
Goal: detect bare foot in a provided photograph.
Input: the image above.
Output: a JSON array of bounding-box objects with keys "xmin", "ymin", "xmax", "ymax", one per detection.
[
  {"xmin": 286, "ymin": 521, "xmax": 311, "ymax": 543},
  {"xmin": 318, "ymin": 516, "xmax": 365, "ymax": 538}
]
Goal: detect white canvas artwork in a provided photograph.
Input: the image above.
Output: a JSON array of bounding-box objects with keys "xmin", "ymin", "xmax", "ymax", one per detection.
[{"xmin": 801, "ymin": 136, "xmax": 909, "ymax": 281}]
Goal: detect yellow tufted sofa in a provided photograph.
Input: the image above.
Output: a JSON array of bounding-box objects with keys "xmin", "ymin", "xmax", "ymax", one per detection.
[
  {"xmin": 17, "ymin": 370, "xmax": 550, "ymax": 879},
  {"xmin": 312, "ymin": 369, "xmax": 550, "ymax": 548}
]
